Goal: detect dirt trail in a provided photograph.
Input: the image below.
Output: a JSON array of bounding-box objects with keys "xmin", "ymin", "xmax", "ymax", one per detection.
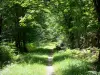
[{"xmin": 47, "ymin": 50, "xmax": 54, "ymax": 75}]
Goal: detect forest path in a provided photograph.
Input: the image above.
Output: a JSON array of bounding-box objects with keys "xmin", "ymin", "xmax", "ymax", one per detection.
[{"xmin": 47, "ymin": 49, "xmax": 54, "ymax": 75}]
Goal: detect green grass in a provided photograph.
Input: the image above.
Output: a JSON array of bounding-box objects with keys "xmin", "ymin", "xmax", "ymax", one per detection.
[
  {"xmin": 53, "ymin": 49, "xmax": 99, "ymax": 75},
  {"xmin": 0, "ymin": 47, "xmax": 49, "ymax": 75},
  {"xmin": 54, "ymin": 59, "xmax": 90, "ymax": 75},
  {"xmin": 0, "ymin": 63, "xmax": 46, "ymax": 75},
  {"xmin": 0, "ymin": 51, "xmax": 48, "ymax": 75},
  {"xmin": 31, "ymin": 48, "xmax": 51, "ymax": 55},
  {"xmin": 17, "ymin": 53, "xmax": 48, "ymax": 65},
  {"xmin": 42, "ymin": 42, "xmax": 57, "ymax": 49},
  {"xmin": 1, "ymin": 44, "xmax": 99, "ymax": 75},
  {"xmin": 53, "ymin": 49, "xmax": 98, "ymax": 63}
]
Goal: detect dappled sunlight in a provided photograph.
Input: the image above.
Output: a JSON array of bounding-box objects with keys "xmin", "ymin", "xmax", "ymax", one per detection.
[
  {"xmin": 53, "ymin": 53, "xmax": 73, "ymax": 63},
  {"xmin": 53, "ymin": 49, "xmax": 98, "ymax": 63},
  {"xmin": 41, "ymin": 42, "xmax": 57, "ymax": 49},
  {"xmin": 17, "ymin": 52, "xmax": 48, "ymax": 65},
  {"xmin": 1, "ymin": 0, "xmax": 100, "ymax": 74},
  {"xmin": 53, "ymin": 49, "xmax": 99, "ymax": 75}
]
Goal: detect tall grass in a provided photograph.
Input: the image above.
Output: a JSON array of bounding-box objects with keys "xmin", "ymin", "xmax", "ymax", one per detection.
[
  {"xmin": 54, "ymin": 59, "xmax": 89, "ymax": 75},
  {"xmin": 0, "ymin": 63, "xmax": 46, "ymax": 75},
  {"xmin": 0, "ymin": 51, "xmax": 47, "ymax": 75},
  {"xmin": 0, "ymin": 43, "xmax": 55, "ymax": 75},
  {"xmin": 17, "ymin": 53, "xmax": 48, "ymax": 65},
  {"xmin": 53, "ymin": 49, "xmax": 99, "ymax": 75},
  {"xmin": 53, "ymin": 49, "xmax": 98, "ymax": 63}
]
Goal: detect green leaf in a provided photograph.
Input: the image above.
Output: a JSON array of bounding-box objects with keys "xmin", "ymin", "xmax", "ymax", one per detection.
[{"xmin": 42, "ymin": 8, "xmax": 51, "ymax": 13}]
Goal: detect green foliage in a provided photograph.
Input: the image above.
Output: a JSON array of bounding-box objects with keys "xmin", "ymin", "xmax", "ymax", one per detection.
[
  {"xmin": 53, "ymin": 48, "xmax": 99, "ymax": 75},
  {"xmin": 0, "ymin": 0, "xmax": 99, "ymax": 49},
  {"xmin": 26, "ymin": 43, "xmax": 37, "ymax": 52},
  {"xmin": 14, "ymin": 47, "xmax": 50, "ymax": 65},
  {"xmin": 54, "ymin": 59, "xmax": 89, "ymax": 75},
  {"xmin": 0, "ymin": 63, "xmax": 46, "ymax": 75},
  {"xmin": 17, "ymin": 53, "xmax": 48, "ymax": 65},
  {"xmin": 0, "ymin": 45, "xmax": 15, "ymax": 67},
  {"xmin": 1, "ymin": 0, "xmax": 100, "ymax": 75},
  {"xmin": 53, "ymin": 48, "xmax": 98, "ymax": 63}
]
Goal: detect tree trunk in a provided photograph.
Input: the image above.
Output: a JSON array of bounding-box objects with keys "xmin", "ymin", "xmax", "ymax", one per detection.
[
  {"xmin": 22, "ymin": 31, "xmax": 28, "ymax": 52},
  {"xmin": 93, "ymin": 0, "xmax": 100, "ymax": 62},
  {"xmin": 15, "ymin": 14, "xmax": 22, "ymax": 52},
  {"xmin": 0, "ymin": 16, "xmax": 2, "ymax": 43}
]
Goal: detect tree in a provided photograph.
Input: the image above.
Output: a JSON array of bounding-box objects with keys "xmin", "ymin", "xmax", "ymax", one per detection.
[
  {"xmin": 0, "ymin": 16, "xmax": 2, "ymax": 43},
  {"xmin": 93, "ymin": 0, "xmax": 100, "ymax": 62}
]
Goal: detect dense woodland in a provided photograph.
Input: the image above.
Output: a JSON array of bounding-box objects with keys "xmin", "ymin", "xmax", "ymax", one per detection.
[{"xmin": 0, "ymin": 0, "xmax": 100, "ymax": 75}]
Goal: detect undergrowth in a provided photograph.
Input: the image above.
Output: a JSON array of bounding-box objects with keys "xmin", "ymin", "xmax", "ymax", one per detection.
[
  {"xmin": 53, "ymin": 48, "xmax": 99, "ymax": 75},
  {"xmin": 0, "ymin": 63, "xmax": 46, "ymax": 75}
]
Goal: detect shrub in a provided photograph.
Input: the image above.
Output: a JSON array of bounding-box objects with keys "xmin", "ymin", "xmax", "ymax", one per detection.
[
  {"xmin": 0, "ymin": 45, "xmax": 15, "ymax": 68},
  {"xmin": 26, "ymin": 43, "xmax": 37, "ymax": 52},
  {"xmin": 54, "ymin": 59, "xmax": 89, "ymax": 75}
]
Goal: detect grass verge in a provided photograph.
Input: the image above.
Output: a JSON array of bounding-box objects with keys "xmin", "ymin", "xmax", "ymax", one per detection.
[
  {"xmin": 53, "ymin": 49, "xmax": 99, "ymax": 75},
  {"xmin": 0, "ymin": 63, "xmax": 46, "ymax": 75},
  {"xmin": 16, "ymin": 53, "xmax": 48, "ymax": 65},
  {"xmin": 54, "ymin": 59, "xmax": 90, "ymax": 75}
]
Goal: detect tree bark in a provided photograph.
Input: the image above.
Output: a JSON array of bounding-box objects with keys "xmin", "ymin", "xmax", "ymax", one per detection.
[
  {"xmin": 0, "ymin": 16, "xmax": 2, "ymax": 43},
  {"xmin": 22, "ymin": 30, "xmax": 28, "ymax": 52},
  {"xmin": 93, "ymin": 0, "xmax": 100, "ymax": 62}
]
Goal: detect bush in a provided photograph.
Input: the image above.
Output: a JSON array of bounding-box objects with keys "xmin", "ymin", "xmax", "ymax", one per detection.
[
  {"xmin": 26, "ymin": 43, "xmax": 37, "ymax": 52},
  {"xmin": 54, "ymin": 59, "xmax": 89, "ymax": 75},
  {"xmin": 0, "ymin": 45, "xmax": 15, "ymax": 68}
]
